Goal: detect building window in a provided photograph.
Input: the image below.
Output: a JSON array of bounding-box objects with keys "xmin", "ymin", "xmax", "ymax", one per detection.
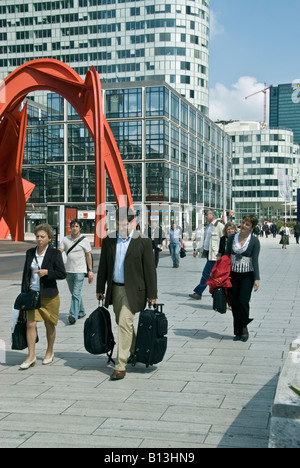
[
  {"xmin": 170, "ymin": 93, "xmax": 179, "ymax": 124},
  {"xmin": 47, "ymin": 94, "xmax": 64, "ymax": 121},
  {"xmin": 106, "ymin": 88, "xmax": 142, "ymax": 118},
  {"xmin": 110, "ymin": 121, "xmax": 142, "ymax": 160},
  {"xmin": 146, "ymin": 120, "xmax": 169, "ymax": 160},
  {"xmin": 48, "ymin": 125, "xmax": 64, "ymax": 162},
  {"xmin": 170, "ymin": 125, "xmax": 179, "ymax": 164},
  {"xmin": 160, "ymin": 33, "xmax": 171, "ymax": 42},
  {"xmin": 146, "ymin": 162, "xmax": 166, "ymax": 202},
  {"xmin": 124, "ymin": 163, "xmax": 142, "ymax": 201},
  {"xmin": 181, "ymin": 130, "xmax": 188, "ymax": 167},
  {"xmin": 68, "ymin": 124, "xmax": 94, "ymax": 162},
  {"xmin": 180, "ymin": 75, "xmax": 190, "ymax": 84},
  {"xmin": 68, "ymin": 164, "xmax": 95, "ymax": 202},
  {"xmin": 170, "ymin": 165, "xmax": 179, "ymax": 202},
  {"xmin": 146, "ymin": 87, "xmax": 169, "ymax": 117},
  {"xmin": 181, "ymin": 168, "xmax": 188, "ymax": 203}
]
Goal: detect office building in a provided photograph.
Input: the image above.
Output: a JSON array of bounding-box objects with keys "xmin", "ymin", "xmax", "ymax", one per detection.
[
  {"xmin": 270, "ymin": 83, "xmax": 300, "ymax": 146},
  {"xmin": 0, "ymin": 0, "xmax": 210, "ymax": 114},
  {"xmin": 23, "ymin": 82, "xmax": 232, "ymax": 233},
  {"xmin": 221, "ymin": 121, "xmax": 300, "ymax": 223}
]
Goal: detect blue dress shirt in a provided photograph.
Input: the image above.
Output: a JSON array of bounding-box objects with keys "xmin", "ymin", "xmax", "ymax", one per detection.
[{"xmin": 112, "ymin": 230, "xmax": 133, "ymax": 283}]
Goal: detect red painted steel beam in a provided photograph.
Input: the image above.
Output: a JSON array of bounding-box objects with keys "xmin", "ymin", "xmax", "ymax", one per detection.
[{"xmin": 0, "ymin": 59, "xmax": 133, "ymax": 246}]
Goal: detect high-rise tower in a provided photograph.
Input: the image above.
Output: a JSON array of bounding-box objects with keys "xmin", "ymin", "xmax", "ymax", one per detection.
[{"xmin": 0, "ymin": 0, "xmax": 210, "ymax": 114}]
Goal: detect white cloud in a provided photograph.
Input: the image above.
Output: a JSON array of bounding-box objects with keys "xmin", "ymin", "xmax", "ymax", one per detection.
[
  {"xmin": 209, "ymin": 76, "xmax": 269, "ymax": 123},
  {"xmin": 210, "ymin": 11, "xmax": 224, "ymax": 38}
]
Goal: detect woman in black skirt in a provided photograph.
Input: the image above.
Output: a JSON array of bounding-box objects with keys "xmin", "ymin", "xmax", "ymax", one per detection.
[{"xmin": 226, "ymin": 215, "xmax": 260, "ymax": 342}]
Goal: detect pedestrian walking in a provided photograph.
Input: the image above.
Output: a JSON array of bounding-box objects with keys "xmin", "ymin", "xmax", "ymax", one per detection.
[
  {"xmin": 59, "ymin": 219, "xmax": 93, "ymax": 324},
  {"xmin": 293, "ymin": 221, "xmax": 300, "ymax": 244},
  {"xmin": 168, "ymin": 223, "xmax": 183, "ymax": 268},
  {"xmin": 226, "ymin": 214, "xmax": 260, "ymax": 342},
  {"xmin": 96, "ymin": 207, "xmax": 157, "ymax": 380},
  {"xmin": 263, "ymin": 223, "xmax": 270, "ymax": 238},
  {"xmin": 279, "ymin": 223, "xmax": 290, "ymax": 249},
  {"xmin": 270, "ymin": 222, "xmax": 278, "ymax": 238},
  {"xmin": 189, "ymin": 210, "xmax": 224, "ymax": 300},
  {"xmin": 218, "ymin": 221, "xmax": 238, "ymax": 256},
  {"xmin": 192, "ymin": 223, "xmax": 204, "ymax": 258},
  {"xmin": 145, "ymin": 221, "xmax": 165, "ymax": 268},
  {"xmin": 19, "ymin": 223, "xmax": 66, "ymax": 370}
]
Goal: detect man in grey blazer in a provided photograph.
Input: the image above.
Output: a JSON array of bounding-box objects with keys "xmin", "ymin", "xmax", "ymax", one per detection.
[{"xmin": 96, "ymin": 207, "xmax": 157, "ymax": 380}]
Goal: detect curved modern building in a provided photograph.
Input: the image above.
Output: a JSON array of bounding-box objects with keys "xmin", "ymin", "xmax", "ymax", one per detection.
[
  {"xmin": 0, "ymin": 0, "xmax": 233, "ymax": 239},
  {"xmin": 0, "ymin": 0, "xmax": 210, "ymax": 114}
]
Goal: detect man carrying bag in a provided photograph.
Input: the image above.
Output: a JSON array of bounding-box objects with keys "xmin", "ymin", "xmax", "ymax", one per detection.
[{"xmin": 96, "ymin": 207, "xmax": 157, "ymax": 380}]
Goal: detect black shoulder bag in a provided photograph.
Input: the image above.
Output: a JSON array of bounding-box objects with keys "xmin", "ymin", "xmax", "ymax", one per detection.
[{"xmin": 14, "ymin": 253, "xmax": 41, "ymax": 311}]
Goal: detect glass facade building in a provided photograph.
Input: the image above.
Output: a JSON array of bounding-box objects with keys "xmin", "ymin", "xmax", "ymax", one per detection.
[
  {"xmin": 23, "ymin": 82, "xmax": 232, "ymax": 233},
  {"xmin": 0, "ymin": 0, "xmax": 210, "ymax": 114},
  {"xmin": 270, "ymin": 83, "xmax": 300, "ymax": 146}
]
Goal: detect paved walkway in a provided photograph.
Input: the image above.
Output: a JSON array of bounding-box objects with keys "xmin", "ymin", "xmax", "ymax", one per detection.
[{"xmin": 0, "ymin": 235, "xmax": 299, "ymax": 448}]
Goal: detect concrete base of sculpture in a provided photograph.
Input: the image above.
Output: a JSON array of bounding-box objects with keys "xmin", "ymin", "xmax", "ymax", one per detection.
[{"xmin": 269, "ymin": 334, "xmax": 300, "ymax": 448}]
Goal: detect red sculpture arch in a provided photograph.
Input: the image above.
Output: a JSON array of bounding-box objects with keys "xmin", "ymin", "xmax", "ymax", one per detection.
[{"xmin": 0, "ymin": 59, "xmax": 133, "ymax": 247}]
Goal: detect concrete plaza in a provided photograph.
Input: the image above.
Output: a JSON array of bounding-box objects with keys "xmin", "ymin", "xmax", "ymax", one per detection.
[{"xmin": 0, "ymin": 235, "xmax": 299, "ymax": 448}]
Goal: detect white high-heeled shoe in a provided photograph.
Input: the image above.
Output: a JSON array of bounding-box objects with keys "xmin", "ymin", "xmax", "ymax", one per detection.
[
  {"xmin": 42, "ymin": 354, "xmax": 54, "ymax": 365},
  {"xmin": 19, "ymin": 358, "xmax": 36, "ymax": 370}
]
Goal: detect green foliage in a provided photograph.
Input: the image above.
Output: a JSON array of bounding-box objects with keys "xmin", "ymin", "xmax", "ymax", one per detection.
[{"xmin": 289, "ymin": 385, "xmax": 300, "ymax": 397}]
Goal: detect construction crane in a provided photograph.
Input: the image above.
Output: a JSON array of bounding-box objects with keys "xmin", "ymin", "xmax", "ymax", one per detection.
[{"xmin": 245, "ymin": 83, "xmax": 273, "ymax": 128}]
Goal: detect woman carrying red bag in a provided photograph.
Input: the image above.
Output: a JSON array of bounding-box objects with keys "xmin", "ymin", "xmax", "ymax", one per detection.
[{"xmin": 226, "ymin": 215, "xmax": 260, "ymax": 342}]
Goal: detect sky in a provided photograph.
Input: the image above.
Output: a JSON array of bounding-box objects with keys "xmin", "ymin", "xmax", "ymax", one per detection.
[{"xmin": 209, "ymin": 0, "xmax": 300, "ymax": 122}]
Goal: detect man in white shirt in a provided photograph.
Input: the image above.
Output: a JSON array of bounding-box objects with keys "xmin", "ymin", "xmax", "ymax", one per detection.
[
  {"xmin": 60, "ymin": 219, "xmax": 93, "ymax": 324},
  {"xmin": 189, "ymin": 210, "xmax": 223, "ymax": 300}
]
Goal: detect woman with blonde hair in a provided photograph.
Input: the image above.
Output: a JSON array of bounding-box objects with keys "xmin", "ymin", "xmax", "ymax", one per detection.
[
  {"xmin": 218, "ymin": 221, "xmax": 238, "ymax": 256},
  {"xmin": 19, "ymin": 224, "xmax": 66, "ymax": 370}
]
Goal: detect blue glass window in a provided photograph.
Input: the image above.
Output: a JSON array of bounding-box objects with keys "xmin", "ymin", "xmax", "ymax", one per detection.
[
  {"xmin": 106, "ymin": 88, "xmax": 142, "ymax": 118},
  {"xmin": 146, "ymin": 87, "xmax": 169, "ymax": 117},
  {"xmin": 110, "ymin": 121, "xmax": 142, "ymax": 160},
  {"xmin": 146, "ymin": 120, "xmax": 169, "ymax": 159}
]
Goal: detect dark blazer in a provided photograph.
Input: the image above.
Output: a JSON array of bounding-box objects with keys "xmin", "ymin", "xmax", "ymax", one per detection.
[
  {"xmin": 226, "ymin": 233, "xmax": 260, "ymax": 281},
  {"xmin": 21, "ymin": 246, "xmax": 66, "ymax": 298},
  {"xmin": 146, "ymin": 226, "xmax": 165, "ymax": 248},
  {"xmin": 96, "ymin": 230, "xmax": 157, "ymax": 313}
]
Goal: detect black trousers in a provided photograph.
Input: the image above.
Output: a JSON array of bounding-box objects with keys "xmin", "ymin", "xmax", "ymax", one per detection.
[{"xmin": 229, "ymin": 271, "xmax": 254, "ymax": 336}]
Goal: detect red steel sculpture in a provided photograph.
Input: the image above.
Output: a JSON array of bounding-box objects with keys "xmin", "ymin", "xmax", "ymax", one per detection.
[{"xmin": 0, "ymin": 59, "xmax": 133, "ymax": 247}]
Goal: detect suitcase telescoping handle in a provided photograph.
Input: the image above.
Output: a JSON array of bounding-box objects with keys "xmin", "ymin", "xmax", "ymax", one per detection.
[{"xmin": 147, "ymin": 302, "xmax": 164, "ymax": 313}]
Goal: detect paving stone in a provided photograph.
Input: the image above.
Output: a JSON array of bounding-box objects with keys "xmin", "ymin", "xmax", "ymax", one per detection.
[{"xmin": 0, "ymin": 236, "xmax": 299, "ymax": 448}]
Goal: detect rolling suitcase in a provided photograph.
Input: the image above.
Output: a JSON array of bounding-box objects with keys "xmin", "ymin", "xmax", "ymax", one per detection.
[{"xmin": 133, "ymin": 303, "xmax": 168, "ymax": 367}]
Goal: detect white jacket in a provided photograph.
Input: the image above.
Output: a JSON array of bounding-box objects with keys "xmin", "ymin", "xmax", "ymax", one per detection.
[{"xmin": 198, "ymin": 220, "xmax": 224, "ymax": 261}]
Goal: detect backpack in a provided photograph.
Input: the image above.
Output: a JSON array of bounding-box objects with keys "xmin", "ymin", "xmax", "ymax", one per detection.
[{"xmin": 84, "ymin": 304, "xmax": 115, "ymax": 364}]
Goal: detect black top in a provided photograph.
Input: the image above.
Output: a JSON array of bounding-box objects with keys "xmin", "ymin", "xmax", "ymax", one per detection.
[
  {"xmin": 21, "ymin": 245, "xmax": 66, "ymax": 298},
  {"xmin": 226, "ymin": 233, "xmax": 260, "ymax": 281},
  {"xmin": 218, "ymin": 235, "xmax": 228, "ymax": 256}
]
